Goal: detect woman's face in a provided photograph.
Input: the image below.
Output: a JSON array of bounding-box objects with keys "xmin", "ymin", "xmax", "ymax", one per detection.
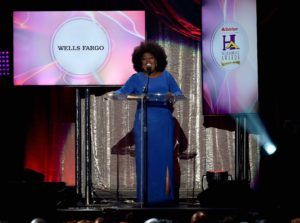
[{"xmin": 141, "ymin": 52, "xmax": 157, "ymax": 72}]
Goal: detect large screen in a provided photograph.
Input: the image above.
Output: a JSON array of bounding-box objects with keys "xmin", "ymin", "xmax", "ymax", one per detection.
[
  {"xmin": 13, "ymin": 11, "xmax": 145, "ymax": 86},
  {"xmin": 201, "ymin": 0, "xmax": 258, "ymax": 115}
]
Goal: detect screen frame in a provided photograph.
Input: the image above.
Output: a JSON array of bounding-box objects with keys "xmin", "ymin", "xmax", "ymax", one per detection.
[
  {"xmin": 200, "ymin": 0, "xmax": 259, "ymax": 115},
  {"xmin": 12, "ymin": 10, "xmax": 146, "ymax": 87}
]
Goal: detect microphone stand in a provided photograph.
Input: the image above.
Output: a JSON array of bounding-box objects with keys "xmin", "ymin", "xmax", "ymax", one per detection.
[
  {"xmin": 141, "ymin": 70, "xmax": 151, "ymax": 207},
  {"xmin": 142, "ymin": 69, "xmax": 150, "ymax": 93}
]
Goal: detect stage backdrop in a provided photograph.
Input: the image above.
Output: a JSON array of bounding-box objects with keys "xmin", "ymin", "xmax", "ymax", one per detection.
[
  {"xmin": 83, "ymin": 20, "xmax": 261, "ymax": 199},
  {"xmin": 21, "ymin": 0, "xmax": 262, "ymax": 199},
  {"xmin": 201, "ymin": 0, "xmax": 258, "ymax": 115},
  {"xmin": 13, "ymin": 10, "xmax": 145, "ymax": 86}
]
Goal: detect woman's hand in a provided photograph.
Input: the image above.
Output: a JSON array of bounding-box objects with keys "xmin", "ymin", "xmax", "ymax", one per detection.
[{"xmin": 103, "ymin": 91, "xmax": 115, "ymax": 100}]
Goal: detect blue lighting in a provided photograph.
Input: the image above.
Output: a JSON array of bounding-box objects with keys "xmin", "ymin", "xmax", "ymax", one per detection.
[
  {"xmin": 263, "ymin": 142, "xmax": 277, "ymax": 155},
  {"xmin": 235, "ymin": 113, "xmax": 277, "ymax": 156}
]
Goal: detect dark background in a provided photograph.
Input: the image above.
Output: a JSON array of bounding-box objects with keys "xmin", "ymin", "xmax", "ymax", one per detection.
[{"xmin": 1, "ymin": 0, "xmax": 300, "ymax": 219}]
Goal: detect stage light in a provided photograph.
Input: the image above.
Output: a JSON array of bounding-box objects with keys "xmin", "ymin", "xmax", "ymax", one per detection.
[
  {"xmin": 0, "ymin": 50, "xmax": 10, "ymax": 76},
  {"xmin": 201, "ymin": 170, "xmax": 231, "ymax": 190},
  {"xmin": 263, "ymin": 142, "xmax": 276, "ymax": 155},
  {"xmin": 239, "ymin": 113, "xmax": 277, "ymax": 156}
]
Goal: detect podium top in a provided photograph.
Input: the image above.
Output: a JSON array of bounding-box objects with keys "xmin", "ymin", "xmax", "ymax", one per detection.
[{"xmin": 105, "ymin": 92, "xmax": 186, "ymax": 103}]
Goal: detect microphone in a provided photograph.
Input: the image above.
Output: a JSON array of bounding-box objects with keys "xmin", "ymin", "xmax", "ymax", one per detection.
[{"xmin": 146, "ymin": 63, "xmax": 152, "ymax": 75}]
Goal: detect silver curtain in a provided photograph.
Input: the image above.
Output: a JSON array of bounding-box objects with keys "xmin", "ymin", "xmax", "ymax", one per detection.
[{"xmin": 81, "ymin": 23, "xmax": 261, "ymax": 200}]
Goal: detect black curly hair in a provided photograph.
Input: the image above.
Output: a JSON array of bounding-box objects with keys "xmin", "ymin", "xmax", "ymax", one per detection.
[{"xmin": 131, "ymin": 41, "xmax": 168, "ymax": 72}]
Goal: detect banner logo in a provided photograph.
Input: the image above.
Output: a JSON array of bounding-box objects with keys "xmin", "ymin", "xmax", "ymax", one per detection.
[{"xmin": 211, "ymin": 22, "xmax": 248, "ymax": 71}]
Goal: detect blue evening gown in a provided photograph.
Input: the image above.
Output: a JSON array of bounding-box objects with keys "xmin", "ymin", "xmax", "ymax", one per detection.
[{"xmin": 115, "ymin": 70, "xmax": 183, "ymax": 205}]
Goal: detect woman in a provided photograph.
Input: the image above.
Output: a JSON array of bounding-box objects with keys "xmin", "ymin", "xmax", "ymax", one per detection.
[{"xmin": 114, "ymin": 41, "xmax": 183, "ymax": 205}]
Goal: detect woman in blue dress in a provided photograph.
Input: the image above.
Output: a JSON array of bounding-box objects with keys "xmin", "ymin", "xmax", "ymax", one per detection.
[{"xmin": 115, "ymin": 41, "xmax": 183, "ymax": 205}]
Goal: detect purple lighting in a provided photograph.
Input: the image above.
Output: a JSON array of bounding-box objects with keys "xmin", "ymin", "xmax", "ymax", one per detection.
[{"xmin": 0, "ymin": 50, "xmax": 10, "ymax": 76}]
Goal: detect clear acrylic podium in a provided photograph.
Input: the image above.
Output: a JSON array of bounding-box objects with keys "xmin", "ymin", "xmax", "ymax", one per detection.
[
  {"xmin": 106, "ymin": 92, "xmax": 186, "ymax": 102},
  {"xmin": 106, "ymin": 92, "xmax": 186, "ymax": 207}
]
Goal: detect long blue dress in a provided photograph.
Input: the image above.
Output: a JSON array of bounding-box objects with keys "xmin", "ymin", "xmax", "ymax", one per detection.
[{"xmin": 115, "ymin": 70, "xmax": 183, "ymax": 205}]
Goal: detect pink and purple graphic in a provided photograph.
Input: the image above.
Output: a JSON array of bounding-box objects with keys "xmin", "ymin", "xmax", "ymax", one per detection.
[
  {"xmin": 202, "ymin": 0, "xmax": 258, "ymax": 115},
  {"xmin": 13, "ymin": 11, "xmax": 145, "ymax": 86}
]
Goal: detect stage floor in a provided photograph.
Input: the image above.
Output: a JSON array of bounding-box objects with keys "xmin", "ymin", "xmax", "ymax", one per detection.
[
  {"xmin": 0, "ymin": 182, "xmax": 295, "ymax": 222},
  {"xmin": 55, "ymin": 198, "xmax": 278, "ymax": 223}
]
